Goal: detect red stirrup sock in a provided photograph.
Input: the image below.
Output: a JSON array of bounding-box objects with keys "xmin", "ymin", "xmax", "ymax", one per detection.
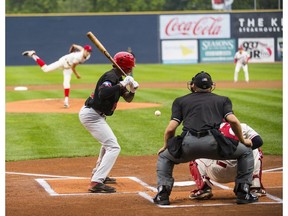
[
  {"xmin": 36, "ymin": 58, "xmax": 46, "ymax": 67},
  {"xmin": 64, "ymin": 88, "xmax": 70, "ymax": 97}
]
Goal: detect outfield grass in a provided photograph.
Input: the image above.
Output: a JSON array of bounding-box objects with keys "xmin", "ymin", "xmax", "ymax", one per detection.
[{"xmin": 5, "ymin": 63, "xmax": 283, "ymax": 161}]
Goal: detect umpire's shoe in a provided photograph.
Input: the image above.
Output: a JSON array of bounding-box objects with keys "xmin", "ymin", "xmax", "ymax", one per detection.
[
  {"xmin": 88, "ymin": 182, "xmax": 116, "ymax": 193},
  {"xmin": 153, "ymin": 185, "xmax": 170, "ymax": 205},
  {"xmin": 234, "ymin": 183, "xmax": 258, "ymax": 204}
]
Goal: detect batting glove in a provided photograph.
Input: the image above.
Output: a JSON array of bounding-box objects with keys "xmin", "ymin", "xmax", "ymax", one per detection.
[
  {"xmin": 120, "ymin": 76, "xmax": 134, "ymax": 87},
  {"xmin": 130, "ymin": 80, "xmax": 139, "ymax": 93}
]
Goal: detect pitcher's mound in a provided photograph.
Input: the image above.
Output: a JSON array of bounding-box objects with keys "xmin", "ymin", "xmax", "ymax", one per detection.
[{"xmin": 6, "ymin": 98, "xmax": 161, "ymax": 113}]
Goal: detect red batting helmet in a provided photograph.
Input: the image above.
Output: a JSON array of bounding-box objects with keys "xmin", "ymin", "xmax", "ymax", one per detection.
[
  {"xmin": 84, "ymin": 45, "xmax": 92, "ymax": 52},
  {"xmin": 113, "ymin": 52, "xmax": 135, "ymax": 71}
]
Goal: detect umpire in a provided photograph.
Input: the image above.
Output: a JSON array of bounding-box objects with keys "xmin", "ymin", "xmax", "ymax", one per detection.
[{"xmin": 153, "ymin": 71, "xmax": 257, "ymax": 205}]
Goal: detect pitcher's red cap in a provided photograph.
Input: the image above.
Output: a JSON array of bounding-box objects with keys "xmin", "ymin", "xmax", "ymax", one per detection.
[{"xmin": 84, "ymin": 45, "xmax": 92, "ymax": 52}]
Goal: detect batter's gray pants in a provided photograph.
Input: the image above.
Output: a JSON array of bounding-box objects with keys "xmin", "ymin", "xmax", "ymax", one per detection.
[
  {"xmin": 79, "ymin": 106, "xmax": 121, "ymax": 183},
  {"xmin": 156, "ymin": 131, "xmax": 254, "ymax": 190}
]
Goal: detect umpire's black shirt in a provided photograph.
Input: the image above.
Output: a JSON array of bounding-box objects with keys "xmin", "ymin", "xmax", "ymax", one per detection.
[{"xmin": 171, "ymin": 92, "xmax": 233, "ymax": 132}]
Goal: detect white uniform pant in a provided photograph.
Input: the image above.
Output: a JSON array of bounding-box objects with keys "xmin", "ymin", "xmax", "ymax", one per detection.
[
  {"xmin": 79, "ymin": 106, "xmax": 121, "ymax": 183},
  {"xmin": 234, "ymin": 62, "xmax": 249, "ymax": 82},
  {"xmin": 40, "ymin": 58, "xmax": 72, "ymax": 89},
  {"xmin": 195, "ymin": 149, "xmax": 262, "ymax": 188}
]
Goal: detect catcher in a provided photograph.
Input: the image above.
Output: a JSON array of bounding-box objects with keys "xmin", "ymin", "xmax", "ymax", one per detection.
[
  {"xmin": 22, "ymin": 44, "xmax": 92, "ymax": 108},
  {"xmin": 189, "ymin": 121, "xmax": 266, "ymax": 200}
]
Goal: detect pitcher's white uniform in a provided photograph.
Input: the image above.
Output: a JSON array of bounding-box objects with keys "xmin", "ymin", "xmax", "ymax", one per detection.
[
  {"xmin": 22, "ymin": 44, "xmax": 92, "ymax": 107},
  {"xmin": 234, "ymin": 47, "xmax": 250, "ymax": 82}
]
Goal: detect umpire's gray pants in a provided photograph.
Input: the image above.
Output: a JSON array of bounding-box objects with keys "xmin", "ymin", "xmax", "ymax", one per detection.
[
  {"xmin": 79, "ymin": 106, "xmax": 121, "ymax": 183},
  {"xmin": 156, "ymin": 132, "xmax": 254, "ymax": 190}
]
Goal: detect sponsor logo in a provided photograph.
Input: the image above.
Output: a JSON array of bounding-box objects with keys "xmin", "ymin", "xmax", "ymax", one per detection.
[
  {"xmin": 241, "ymin": 41, "xmax": 272, "ymax": 59},
  {"xmin": 237, "ymin": 17, "xmax": 282, "ymax": 33},
  {"xmin": 165, "ymin": 16, "xmax": 223, "ymax": 36},
  {"xmin": 202, "ymin": 40, "xmax": 234, "ymax": 50}
]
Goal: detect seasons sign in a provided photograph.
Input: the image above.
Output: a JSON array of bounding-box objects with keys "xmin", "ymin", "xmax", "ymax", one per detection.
[{"xmin": 159, "ymin": 14, "xmax": 230, "ymax": 39}]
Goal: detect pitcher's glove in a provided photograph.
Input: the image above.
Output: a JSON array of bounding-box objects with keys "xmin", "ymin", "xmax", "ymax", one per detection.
[{"xmin": 69, "ymin": 45, "xmax": 79, "ymax": 53}]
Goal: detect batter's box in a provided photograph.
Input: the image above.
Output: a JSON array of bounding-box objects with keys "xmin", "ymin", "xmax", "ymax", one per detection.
[{"xmin": 35, "ymin": 176, "xmax": 156, "ymax": 196}]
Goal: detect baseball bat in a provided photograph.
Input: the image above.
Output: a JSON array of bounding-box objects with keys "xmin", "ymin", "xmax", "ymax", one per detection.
[{"xmin": 86, "ymin": 31, "xmax": 127, "ymax": 77}]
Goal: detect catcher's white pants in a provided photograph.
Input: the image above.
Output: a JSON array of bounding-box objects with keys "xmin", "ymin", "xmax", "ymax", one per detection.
[
  {"xmin": 79, "ymin": 106, "xmax": 121, "ymax": 183},
  {"xmin": 234, "ymin": 62, "xmax": 249, "ymax": 82},
  {"xmin": 195, "ymin": 149, "xmax": 262, "ymax": 188}
]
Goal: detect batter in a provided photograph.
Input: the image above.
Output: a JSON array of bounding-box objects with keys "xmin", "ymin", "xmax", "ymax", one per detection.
[{"xmin": 79, "ymin": 51, "xmax": 139, "ymax": 193}]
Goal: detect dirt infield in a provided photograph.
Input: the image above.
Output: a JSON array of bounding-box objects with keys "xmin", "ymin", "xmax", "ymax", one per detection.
[
  {"xmin": 5, "ymin": 80, "xmax": 283, "ymax": 215},
  {"xmin": 6, "ymin": 155, "xmax": 283, "ymax": 216}
]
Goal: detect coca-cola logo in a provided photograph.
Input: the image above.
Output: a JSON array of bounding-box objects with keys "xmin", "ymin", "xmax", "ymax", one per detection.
[{"xmin": 165, "ymin": 16, "xmax": 223, "ymax": 36}]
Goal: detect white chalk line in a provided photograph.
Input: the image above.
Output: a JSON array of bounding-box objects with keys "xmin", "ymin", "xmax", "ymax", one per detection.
[{"xmin": 6, "ymin": 168, "xmax": 283, "ymax": 208}]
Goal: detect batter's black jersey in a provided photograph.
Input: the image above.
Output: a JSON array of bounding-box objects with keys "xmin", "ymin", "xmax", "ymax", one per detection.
[
  {"xmin": 171, "ymin": 92, "xmax": 233, "ymax": 131},
  {"xmin": 85, "ymin": 69, "xmax": 127, "ymax": 116}
]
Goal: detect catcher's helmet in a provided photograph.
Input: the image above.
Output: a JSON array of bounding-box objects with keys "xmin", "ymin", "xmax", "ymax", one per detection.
[{"xmin": 114, "ymin": 52, "xmax": 135, "ymax": 71}]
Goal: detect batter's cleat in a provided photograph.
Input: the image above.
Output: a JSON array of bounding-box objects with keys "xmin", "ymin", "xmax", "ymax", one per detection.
[
  {"xmin": 236, "ymin": 192, "xmax": 258, "ymax": 204},
  {"xmin": 88, "ymin": 182, "xmax": 116, "ymax": 193},
  {"xmin": 22, "ymin": 50, "xmax": 35, "ymax": 57},
  {"xmin": 189, "ymin": 188, "xmax": 213, "ymax": 200},
  {"xmin": 250, "ymin": 187, "xmax": 266, "ymax": 197},
  {"xmin": 104, "ymin": 177, "xmax": 117, "ymax": 184}
]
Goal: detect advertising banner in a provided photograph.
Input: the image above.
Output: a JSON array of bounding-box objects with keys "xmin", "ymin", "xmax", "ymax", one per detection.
[
  {"xmin": 161, "ymin": 40, "xmax": 198, "ymax": 64},
  {"xmin": 238, "ymin": 38, "xmax": 275, "ymax": 63},
  {"xmin": 160, "ymin": 14, "xmax": 230, "ymax": 39},
  {"xmin": 200, "ymin": 39, "xmax": 235, "ymax": 63},
  {"xmin": 231, "ymin": 12, "xmax": 283, "ymax": 37}
]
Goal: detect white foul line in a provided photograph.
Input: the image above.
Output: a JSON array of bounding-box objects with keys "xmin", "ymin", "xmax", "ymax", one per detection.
[{"xmin": 6, "ymin": 168, "xmax": 283, "ymax": 208}]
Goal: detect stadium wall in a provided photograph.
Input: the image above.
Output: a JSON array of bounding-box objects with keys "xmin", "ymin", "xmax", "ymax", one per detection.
[{"xmin": 6, "ymin": 11, "xmax": 282, "ymax": 66}]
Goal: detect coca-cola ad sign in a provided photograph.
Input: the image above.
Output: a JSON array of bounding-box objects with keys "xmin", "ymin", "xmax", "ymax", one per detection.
[{"xmin": 160, "ymin": 14, "xmax": 230, "ymax": 39}]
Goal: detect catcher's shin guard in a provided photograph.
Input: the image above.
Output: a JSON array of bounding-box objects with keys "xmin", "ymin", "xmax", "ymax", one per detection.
[{"xmin": 189, "ymin": 161, "xmax": 213, "ymax": 190}]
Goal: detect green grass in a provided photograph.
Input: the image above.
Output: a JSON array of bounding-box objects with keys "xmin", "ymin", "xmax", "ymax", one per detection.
[{"xmin": 5, "ymin": 63, "xmax": 283, "ymax": 161}]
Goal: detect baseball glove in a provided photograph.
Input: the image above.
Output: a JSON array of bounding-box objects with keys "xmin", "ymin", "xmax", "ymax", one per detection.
[{"xmin": 69, "ymin": 45, "xmax": 79, "ymax": 53}]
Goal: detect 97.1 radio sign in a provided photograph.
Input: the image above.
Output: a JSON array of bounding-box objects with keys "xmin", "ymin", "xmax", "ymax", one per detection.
[{"xmin": 238, "ymin": 38, "xmax": 274, "ymax": 63}]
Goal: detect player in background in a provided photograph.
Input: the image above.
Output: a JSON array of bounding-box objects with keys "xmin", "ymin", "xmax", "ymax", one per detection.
[
  {"xmin": 22, "ymin": 44, "xmax": 92, "ymax": 108},
  {"xmin": 234, "ymin": 46, "xmax": 250, "ymax": 83},
  {"xmin": 189, "ymin": 121, "xmax": 266, "ymax": 200}
]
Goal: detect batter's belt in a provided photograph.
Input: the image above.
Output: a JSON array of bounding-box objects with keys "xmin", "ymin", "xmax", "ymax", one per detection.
[{"xmin": 85, "ymin": 106, "xmax": 106, "ymax": 117}]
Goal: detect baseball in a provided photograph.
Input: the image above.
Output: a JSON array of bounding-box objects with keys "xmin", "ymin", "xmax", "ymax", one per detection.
[{"xmin": 154, "ymin": 110, "xmax": 161, "ymax": 116}]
